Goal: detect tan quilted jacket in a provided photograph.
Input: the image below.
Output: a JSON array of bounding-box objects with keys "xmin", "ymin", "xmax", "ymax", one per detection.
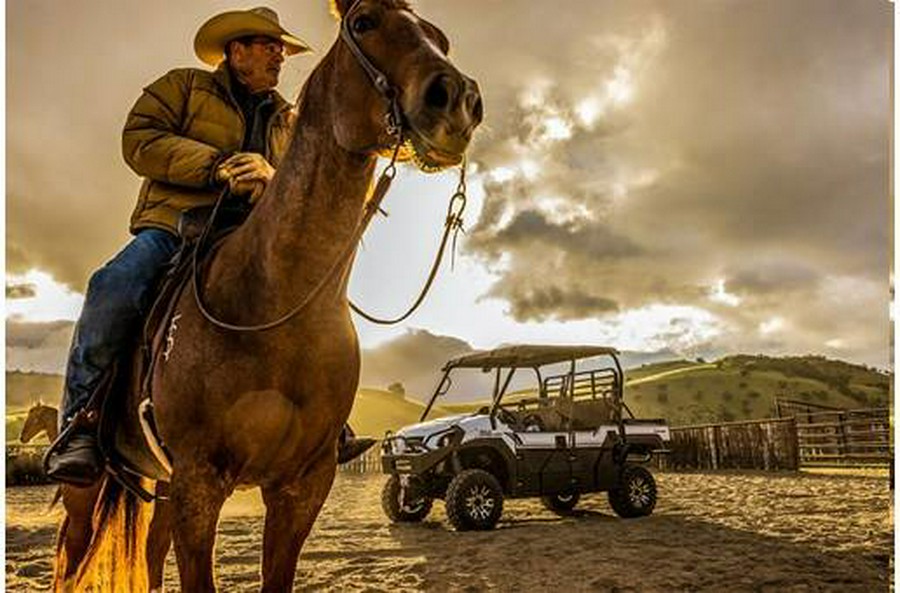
[{"xmin": 122, "ymin": 63, "xmax": 294, "ymax": 234}]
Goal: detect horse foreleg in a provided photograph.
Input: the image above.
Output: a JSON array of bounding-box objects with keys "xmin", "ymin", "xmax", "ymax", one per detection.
[
  {"xmin": 147, "ymin": 482, "xmax": 173, "ymax": 593},
  {"xmin": 169, "ymin": 468, "xmax": 229, "ymax": 593},
  {"xmin": 260, "ymin": 454, "xmax": 337, "ymax": 593},
  {"xmin": 55, "ymin": 482, "xmax": 102, "ymax": 586}
]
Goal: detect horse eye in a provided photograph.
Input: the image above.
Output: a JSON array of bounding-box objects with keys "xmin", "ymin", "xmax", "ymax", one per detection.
[{"xmin": 352, "ymin": 15, "xmax": 377, "ymax": 34}]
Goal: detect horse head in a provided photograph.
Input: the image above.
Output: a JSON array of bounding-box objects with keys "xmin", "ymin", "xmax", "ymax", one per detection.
[
  {"xmin": 20, "ymin": 402, "xmax": 58, "ymax": 444},
  {"xmin": 327, "ymin": 0, "xmax": 483, "ymax": 170}
]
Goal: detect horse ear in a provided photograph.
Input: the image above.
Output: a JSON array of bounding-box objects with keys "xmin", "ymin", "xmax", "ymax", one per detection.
[{"xmin": 329, "ymin": 0, "xmax": 356, "ymax": 19}]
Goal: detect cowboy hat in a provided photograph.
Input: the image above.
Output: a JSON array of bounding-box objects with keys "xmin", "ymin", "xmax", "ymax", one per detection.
[{"xmin": 194, "ymin": 6, "xmax": 312, "ymax": 66}]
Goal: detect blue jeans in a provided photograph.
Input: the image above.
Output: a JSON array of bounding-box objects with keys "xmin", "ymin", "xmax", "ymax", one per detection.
[{"xmin": 61, "ymin": 228, "xmax": 181, "ymax": 427}]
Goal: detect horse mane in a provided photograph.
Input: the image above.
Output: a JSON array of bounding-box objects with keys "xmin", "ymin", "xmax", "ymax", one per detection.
[{"xmin": 329, "ymin": 0, "xmax": 412, "ymax": 20}]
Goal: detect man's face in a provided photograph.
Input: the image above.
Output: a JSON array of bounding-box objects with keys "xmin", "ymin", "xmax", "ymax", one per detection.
[{"xmin": 229, "ymin": 36, "xmax": 285, "ymax": 93}]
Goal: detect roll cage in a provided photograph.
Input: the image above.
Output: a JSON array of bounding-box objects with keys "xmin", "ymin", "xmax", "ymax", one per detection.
[{"xmin": 420, "ymin": 345, "xmax": 632, "ymax": 432}]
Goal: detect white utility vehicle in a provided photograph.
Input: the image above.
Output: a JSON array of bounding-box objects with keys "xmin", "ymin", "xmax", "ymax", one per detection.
[{"xmin": 381, "ymin": 345, "xmax": 670, "ymax": 530}]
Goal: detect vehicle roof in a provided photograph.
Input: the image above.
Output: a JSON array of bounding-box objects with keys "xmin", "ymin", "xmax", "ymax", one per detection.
[{"xmin": 443, "ymin": 344, "xmax": 619, "ymax": 370}]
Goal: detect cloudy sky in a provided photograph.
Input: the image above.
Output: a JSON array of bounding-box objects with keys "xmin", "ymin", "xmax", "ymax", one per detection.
[{"xmin": 6, "ymin": 0, "xmax": 893, "ymax": 387}]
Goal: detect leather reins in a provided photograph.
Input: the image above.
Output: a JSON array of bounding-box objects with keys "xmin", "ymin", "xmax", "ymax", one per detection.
[{"xmin": 191, "ymin": 1, "xmax": 468, "ymax": 332}]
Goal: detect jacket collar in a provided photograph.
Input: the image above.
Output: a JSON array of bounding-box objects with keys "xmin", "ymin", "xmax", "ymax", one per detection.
[{"xmin": 212, "ymin": 62, "xmax": 291, "ymax": 116}]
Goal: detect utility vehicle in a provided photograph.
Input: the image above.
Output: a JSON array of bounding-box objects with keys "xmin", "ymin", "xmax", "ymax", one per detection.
[{"xmin": 380, "ymin": 345, "xmax": 670, "ymax": 530}]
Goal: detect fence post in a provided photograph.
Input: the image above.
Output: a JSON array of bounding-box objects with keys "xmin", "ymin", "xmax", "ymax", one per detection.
[{"xmin": 787, "ymin": 416, "xmax": 799, "ymax": 470}]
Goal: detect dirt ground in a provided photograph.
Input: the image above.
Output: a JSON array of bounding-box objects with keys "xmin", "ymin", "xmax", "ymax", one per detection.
[{"xmin": 5, "ymin": 470, "xmax": 893, "ymax": 592}]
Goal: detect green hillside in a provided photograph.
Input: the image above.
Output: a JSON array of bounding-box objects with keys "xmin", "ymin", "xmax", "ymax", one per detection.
[
  {"xmin": 6, "ymin": 355, "xmax": 890, "ymax": 438},
  {"xmin": 347, "ymin": 388, "xmax": 453, "ymax": 437},
  {"xmin": 6, "ymin": 371, "xmax": 63, "ymax": 412},
  {"xmin": 625, "ymin": 355, "xmax": 891, "ymax": 425}
]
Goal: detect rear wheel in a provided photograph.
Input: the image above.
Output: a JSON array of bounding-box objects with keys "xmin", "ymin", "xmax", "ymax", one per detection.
[
  {"xmin": 608, "ymin": 464, "xmax": 657, "ymax": 518},
  {"xmin": 445, "ymin": 469, "xmax": 504, "ymax": 531},
  {"xmin": 381, "ymin": 475, "xmax": 433, "ymax": 522},
  {"xmin": 541, "ymin": 492, "xmax": 581, "ymax": 515}
]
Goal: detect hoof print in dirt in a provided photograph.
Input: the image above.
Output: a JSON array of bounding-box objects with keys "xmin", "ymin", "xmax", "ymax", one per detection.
[
  {"xmin": 608, "ymin": 464, "xmax": 657, "ymax": 518},
  {"xmin": 446, "ymin": 469, "xmax": 504, "ymax": 531}
]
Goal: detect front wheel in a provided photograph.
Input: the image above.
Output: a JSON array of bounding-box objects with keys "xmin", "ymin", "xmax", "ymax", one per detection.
[
  {"xmin": 445, "ymin": 469, "xmax": 504, "ymax": 531},
  {"xmin": 541, "ymin": 492, "xmax": 581, "ymax": 515},
  {"xmin": 382, "ymin": 475, "xmax": 433, "ymax": 522},
  {"xmin": 608, "ymin": 464, "xmax": 657, "ymax": 518}
]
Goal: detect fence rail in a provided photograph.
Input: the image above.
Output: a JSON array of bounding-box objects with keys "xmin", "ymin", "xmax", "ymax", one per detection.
[{"xmin": 788, "ymin": 407, "xmax": 890, "ymax": 466}]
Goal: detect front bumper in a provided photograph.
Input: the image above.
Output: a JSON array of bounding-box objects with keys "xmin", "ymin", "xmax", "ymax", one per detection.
[{"xmin": 381, "ymin": 427, "xmax": 462, "ymax": 475}]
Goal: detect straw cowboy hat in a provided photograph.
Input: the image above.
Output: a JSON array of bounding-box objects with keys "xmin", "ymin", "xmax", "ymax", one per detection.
[{"xmin": 194, "ymin": 6, "xmax": 312, "ymax": 66}]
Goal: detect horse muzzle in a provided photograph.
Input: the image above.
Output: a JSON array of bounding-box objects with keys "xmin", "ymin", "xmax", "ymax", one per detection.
[{"xmin": 404, "ymin": 70, "xmax": 483, "ymax": 171}]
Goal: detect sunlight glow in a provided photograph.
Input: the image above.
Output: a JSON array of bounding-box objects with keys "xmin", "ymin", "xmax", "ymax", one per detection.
[
  {"xmin": 575, "ymin": 97, "xmax": 604, "ymax": 128},
  {"xmin": 489, "ymin": 166, "xmax": 517, "ymax": 184},
  {"xmin": 606, "ymin": 66, "xmax": 634, "ymax": 106},
  {"xmin": 709, "ymin": 279, "xmax": 742, "ymax": 307},
  {"xmin": 541, "ymin": 115, "xmax": 573, "ymax": 141},
  {"xmin": 759, "ymin": 317, "xmax": 785, "ymax": 335},
  {"xmin": 6, "ymin": 269, "xmax": 84, "ymax": 322},
  {"xmin": 601, "ymin": 304, "xmax": 723, "ymax": 353}
]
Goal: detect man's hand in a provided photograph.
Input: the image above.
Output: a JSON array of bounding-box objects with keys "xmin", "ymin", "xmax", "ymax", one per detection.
[{"xmin": 215, "ymin": 152, "xmax": 275, "ymax": 203}]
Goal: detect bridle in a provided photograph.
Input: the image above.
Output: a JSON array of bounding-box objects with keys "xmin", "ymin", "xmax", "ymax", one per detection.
[{"xmin": 191, "ymin": 0, "xmax": 468, "ymax": 331}]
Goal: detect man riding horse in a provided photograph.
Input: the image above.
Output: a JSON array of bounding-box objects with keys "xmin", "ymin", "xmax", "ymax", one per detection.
[{"xmin": 46, "ymin": 6, "xmax": 375, "ymax": 485}]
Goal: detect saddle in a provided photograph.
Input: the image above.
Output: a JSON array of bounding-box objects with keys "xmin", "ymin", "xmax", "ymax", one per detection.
[{"xmin": 90, "ymin": 205, "xmax": 245, "ymax": 499}]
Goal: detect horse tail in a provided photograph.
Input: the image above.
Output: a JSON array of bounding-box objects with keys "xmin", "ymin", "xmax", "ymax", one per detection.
[{"xmin": 55, "ymin": 475, "xmax": 153, "ymax": 593}]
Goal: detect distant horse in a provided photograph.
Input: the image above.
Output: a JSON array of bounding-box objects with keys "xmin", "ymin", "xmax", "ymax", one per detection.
[
  {"xmin": 20, "ymin": 403, "xmax": 59, "ymax": 444},
  {"xmin": 55, "ymin": 0, "xmax": 481, "ymax": 591}
]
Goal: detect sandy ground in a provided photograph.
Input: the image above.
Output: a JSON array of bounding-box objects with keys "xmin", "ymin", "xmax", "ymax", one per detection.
[{"xmin": 6, "ymin": 470, "xmax": 893, "ymax": 592}]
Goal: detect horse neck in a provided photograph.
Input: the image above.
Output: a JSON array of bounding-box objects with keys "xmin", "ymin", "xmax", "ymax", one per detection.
[{"xmin": 210, "ymin": 58, "xmax": 376, "ymax": 317}]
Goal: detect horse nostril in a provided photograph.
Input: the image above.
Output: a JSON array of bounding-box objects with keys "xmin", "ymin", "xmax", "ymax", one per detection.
[
  {"xmin": 424, "ymin": 74, "xmax": 452, "ymax": 111},
  {"xmin": 471, "ymin": 95, "xmax": 484, "ymax": 125}
]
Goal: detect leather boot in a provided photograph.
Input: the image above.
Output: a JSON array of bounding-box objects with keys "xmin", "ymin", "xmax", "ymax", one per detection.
[{"xmin": 45, "ymin": 429, "xmax": 104, "ymax": 486}]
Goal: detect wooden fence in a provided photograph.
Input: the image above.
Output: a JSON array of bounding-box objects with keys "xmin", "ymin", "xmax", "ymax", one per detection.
[
  {"xmin": 791, "ymin": 407, "xmax": 891, "ymax": 466},
  {"xmin": 339, "ymin": 444, "xmax": 383, "ymax": 474},
  {"xmin": 660, "ymin": 417, "xmax": 800, "ymax": 471},
  {"xmin": 6, "ymin": 444, "xmax": 53, "ymax": 486}
]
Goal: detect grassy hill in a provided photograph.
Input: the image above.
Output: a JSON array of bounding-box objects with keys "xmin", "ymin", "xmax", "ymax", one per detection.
[
  {"xmin": 624, "ymin": 355, "xmax": 890, "ymax": 425},
  {"xmin": 6, "ymin": 355, "xmax": 891, "ymax": 441},
  {"xmin": 347, "ymin": 388, "xmax": 453, "ymax": 437}
]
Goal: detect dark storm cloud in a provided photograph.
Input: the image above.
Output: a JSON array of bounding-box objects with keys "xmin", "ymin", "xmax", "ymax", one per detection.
[
  {"xmin": 443, "ymin": 0, "xmax": 890, "ymax": 366},
  {"xmin": 726, "ymin": 260, "xmax": 821, "ymax": 296},
  {"xmin": 473, "ymin": 209, "xmax": 641, "ymax": 261},
  {"xmin": 490, "ymin": 285, "xmax": 619, "ymax": 323},
  {"xmin": 7, "ymin": 283, "xmax": 37, "ymax": 299}
]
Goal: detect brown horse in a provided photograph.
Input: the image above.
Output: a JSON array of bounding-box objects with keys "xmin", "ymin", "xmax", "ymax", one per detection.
[
  {"xmin": 20, "ymin": 402, "xmax": 59, "ymax": 444},
  {"xmin": 55, "ymin": 0, "xmax": 481, "ymax": 591}
]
